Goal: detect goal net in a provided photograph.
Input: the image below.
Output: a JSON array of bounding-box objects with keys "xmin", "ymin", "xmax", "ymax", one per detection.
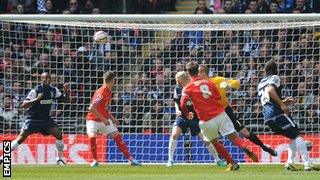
[{"xmin": 0, "ymin": 15, "xmax": 319, "ymax": 164}]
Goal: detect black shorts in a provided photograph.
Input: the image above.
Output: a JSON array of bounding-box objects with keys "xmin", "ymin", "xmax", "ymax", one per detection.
[
  {"xmin": 174, "ymin": 117, "xmax": 201, "ymax": 136},
  {"xmin": 22, "ymin": 118, "xmax": 57, "ymax": 135},
  {"xmin": 266, "ymin": 114, "xmax": 300, "ymax": 139},
  {"xmin": 225, "ymin": 106, "xmax": 245, "ymax": 132}
]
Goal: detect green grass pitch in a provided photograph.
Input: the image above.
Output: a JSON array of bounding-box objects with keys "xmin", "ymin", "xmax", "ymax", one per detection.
[{"xmin": 7, "ymin": 164, "xmax": 319, "ymax": 180}]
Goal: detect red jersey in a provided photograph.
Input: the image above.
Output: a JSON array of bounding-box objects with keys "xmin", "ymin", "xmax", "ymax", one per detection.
[
  {"xmin": 180, "ymin": 76, "xmax": 225, "ymax": 121},
  {"xmin": 86, "ymin": 85, "xmax": 112, "ymax": 122}
]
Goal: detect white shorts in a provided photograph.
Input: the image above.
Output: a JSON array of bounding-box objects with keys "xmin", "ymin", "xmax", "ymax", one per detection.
[
  {"xmin": 199, "ymin": 111, "xmax": 236, "ymax": 141},
  {"xmin": 86, "ymin": 119, "xmax": 117, "ymax": 135}
]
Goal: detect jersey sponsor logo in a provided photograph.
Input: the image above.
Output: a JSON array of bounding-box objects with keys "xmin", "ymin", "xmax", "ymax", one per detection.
[
  {"xmin": 40, "ymin": 99, "xmax": 53, "ymax": 104},
  {"xmin": 271, "ymin": 76, "xmax": 279, "ymax": 83},
  {"xmin": 94, "ymin": 94, "xmax": 103, "ymax": 104}
]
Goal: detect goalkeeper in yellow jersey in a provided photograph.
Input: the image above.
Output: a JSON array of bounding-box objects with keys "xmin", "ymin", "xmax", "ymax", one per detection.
[{"xmin": 199, "ymin": 65, "xmax": 277, "ymax": 156}]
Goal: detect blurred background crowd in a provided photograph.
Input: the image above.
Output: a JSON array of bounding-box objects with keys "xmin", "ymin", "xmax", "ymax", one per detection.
[
  {"xmin": 0, "ymin": 0, "xmax": 319, "ymax": 14},
  {"xmin": 0, "ymin": 0, "xmax": 319, "ymax": 135}
]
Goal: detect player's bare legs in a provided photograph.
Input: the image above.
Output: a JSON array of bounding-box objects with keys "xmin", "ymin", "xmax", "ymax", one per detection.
[
  {"xmin": 210, "ymin": 138, "xmax": 239, "ymax": 171},
  {"xmin": 198, "ymin": 133, "xmax": 226, "ymax": 166},
  {"xmin": 0, "ymin": 130, "xmax": 31, "ymax": 164},
  {"xmin": 226, "ymin": 132, "xmax": 258, "ymax": 162},
  {"xmin": 167, "ymin": 126, "xmax": 182, "ymax": 167},
  {"xmin": 47, "ymin": 127, "xmax": 66, "ymax": 165},
  {"xmin": 239, "ymin": 127, "xmax": 277, "ymax": 156},
  {"xmin": 87, "ymin": 131, "xmax": 99, "ymax": 167},
  {"xmin": 296, "ymin": 136, "xmax": 313, "ymax": 171},
  {"xmin": 109, "ymin": 130, "xmax": 141, "ymax": 166}
]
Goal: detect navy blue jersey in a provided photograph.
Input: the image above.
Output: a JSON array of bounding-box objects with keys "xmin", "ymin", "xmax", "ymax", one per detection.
[
  {"xmin": 26, "ymin": 85, "xmax": 62, "ymax": 120},
  {"xmin": 258, "ymin": 75, "xmax": 284, "ymax": 121},
  {"xmin": 173, "ymin": 85, "xmax": 197, "ymax": 120}
]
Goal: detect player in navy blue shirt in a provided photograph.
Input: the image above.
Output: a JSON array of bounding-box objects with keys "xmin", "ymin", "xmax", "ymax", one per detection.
[
  {"xmin": 0, "ymin": 73, "xmax": 70, "ymax": 165},
  {"xmin": 258, "ymin": 60, "xmax": 315, "ymax": 171},
  {"xmin": 166, "ymin": 71, "xmax": 225, "ymax": 167}
]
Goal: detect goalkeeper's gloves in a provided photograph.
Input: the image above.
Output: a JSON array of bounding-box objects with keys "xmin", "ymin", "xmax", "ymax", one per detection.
[{"xmin": 220, "ymin": 82, "xmax": 229, "ymax": 89}]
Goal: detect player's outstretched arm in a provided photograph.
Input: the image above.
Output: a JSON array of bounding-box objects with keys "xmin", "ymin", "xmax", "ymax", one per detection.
[
  {"xmin": 227, "ymin": 79, "xmax": 241, "ymax": 90},
  {"xmin": 266, "ymin": 85, "xmax": 289, "ymax": 115},
  {"xmin": 219, "ymin": 79, "xmax": 240, "ymax": 90},
  {"xmin": 21, "ymin": 93, "xmax": 43, "ymax": 109}
]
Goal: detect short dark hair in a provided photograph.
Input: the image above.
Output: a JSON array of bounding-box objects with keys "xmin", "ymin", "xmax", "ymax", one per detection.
[
  {"xmin": 186, "ymin": 61, "xmax": 199, "ymax": 76},
  {"xmin": 199, "ymin": 64, "xmax": 209, "ymax": 76},
  {"xmin": 103, "ymin": 71, "xmax": 116, "ymax": 84},
  {"xmin": 265, "ymin": 60, "xmax": 278, "ymax": 75}
]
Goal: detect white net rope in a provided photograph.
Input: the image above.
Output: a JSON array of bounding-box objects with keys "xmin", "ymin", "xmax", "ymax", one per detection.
[{"xmin": 0, "ymin": 16, "xmax": 319, "ymax": 164}]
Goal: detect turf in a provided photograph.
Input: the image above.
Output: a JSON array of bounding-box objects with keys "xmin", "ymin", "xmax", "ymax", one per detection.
[{"xmin": 6, "ymin": 164, "xmax": 320, "ymax": 180}]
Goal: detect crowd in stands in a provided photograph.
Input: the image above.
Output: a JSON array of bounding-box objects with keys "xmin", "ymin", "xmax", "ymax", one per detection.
[
  {"xmin": 1, "ymin": 0, "xmax": 319, "ymax": 14},
  {"xmin": 195, "ymin": 0, "xmax": 320, "ymax": 14},
  {"xmin": 0, "ymin": 0, "xmax": 177, "ymax": 14},
  {"xmin": 0, "ymin": 0, "xmax": 319, "ymax": 134}
]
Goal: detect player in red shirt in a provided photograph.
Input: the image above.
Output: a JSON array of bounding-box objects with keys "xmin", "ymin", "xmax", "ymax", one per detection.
[
  {"xmin": 86, "ymin": 71, "xmax": 141, "ymax": 167},
  {"xmin": 181, "ymin": 62, "xmax": 258, "ymax": 170}
]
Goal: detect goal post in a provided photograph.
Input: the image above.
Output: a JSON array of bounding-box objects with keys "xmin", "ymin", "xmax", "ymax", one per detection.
[{"xmin": 0, "ymin": 14, "xmax": 319, "ymax": 164}]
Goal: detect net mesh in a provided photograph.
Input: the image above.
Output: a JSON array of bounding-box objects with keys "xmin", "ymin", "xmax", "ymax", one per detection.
[{"xmin": 0, "ymin": 16, "xmax": 320, "ymax": 164}]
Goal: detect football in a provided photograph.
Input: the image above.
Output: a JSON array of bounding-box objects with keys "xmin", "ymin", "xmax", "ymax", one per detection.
[{"xmin": 93, "ymin": 30, "xmax": 107, "ymax": 44}]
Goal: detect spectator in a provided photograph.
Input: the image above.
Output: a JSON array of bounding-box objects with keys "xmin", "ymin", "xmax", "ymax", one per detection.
[
  {"xmin": 22, "ymin": 48, "xmax": 38, "ymax": 73},
  {"xmin": 223, "ymin": 0, "xmax": 236, "ymax": 13},
  {"xmin": 45, "ymin": 0, "xmax": 54, "ymax": 14},
  {"xmin": 32, "ymin": 53, "xmax": 51, "ymax": 74},
  {"xmin": 92, "ymin": 7, "xmax": 100, "ymax": 14},
  {"xmin": 297, "ymin": 81, "xmax": 314, "ymax": 110},
  {"xmin": 0, "ymin": 95, "xmax": 18, "ymax": 133},
  {"xmin": 69, "ymin": 0, "xmax": 81, "ymax": 14},
  {"xmin": 243, "ymin": 30, "xmax": 260, "ymax": 57},
  {"xmin": 148, "ymin": 74, "xmax": 165, "ymax": 100},
  {"xmin": 293, "ymin": 0, "xmax": 313, "ymax": 13},
  {"xmin": 11, "ymin": 81, "xmax": 24, "ymax": 108},
  {"xmin": 170, "ymin": 31, "xmax": 189, "ymax": 58},
  {"xmin": 16, "ymin": 3, "xmax": 25, "ymax": 14},
  {"xmin": 268, "ymin": 1, "xmax": 280, "ymax": 13},
  {"xmin": 194, "ymin": 0, "xmax": 213, "ymax": 14},
  {"xmin": 185, "ymin": 30, "xmax": 204, "ymax": 50},
  {"xmin": 246, "ymin": 0, "xmax": 260, "ymax": 13},
  {"xmin": 276, "ymin": 0, "xmax": 294, "ymax": 12},
  {"xmin": 84, "ymin": 0, "xmax": 94, "ymax": 14}
]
